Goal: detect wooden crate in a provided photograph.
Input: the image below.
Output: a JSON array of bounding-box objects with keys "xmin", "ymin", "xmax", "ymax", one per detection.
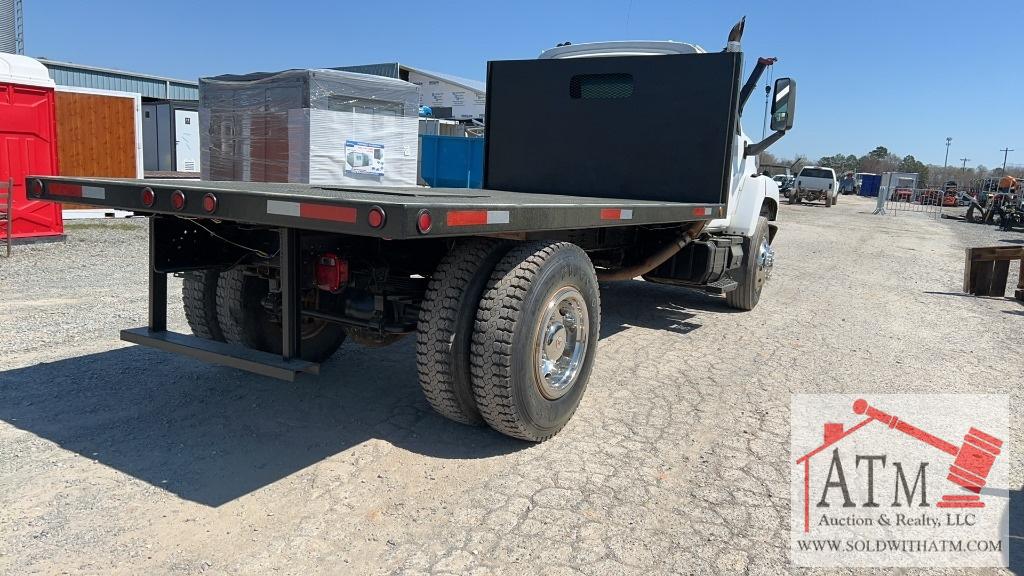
[{"xmin": 964, "ymin": 246, "xmax": 1024, "ymax": 301}]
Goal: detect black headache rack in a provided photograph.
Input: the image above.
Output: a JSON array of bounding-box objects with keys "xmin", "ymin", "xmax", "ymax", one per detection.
[{"xmin": 485, "ymin": 51, "xmax": 742, "ymax": 206}]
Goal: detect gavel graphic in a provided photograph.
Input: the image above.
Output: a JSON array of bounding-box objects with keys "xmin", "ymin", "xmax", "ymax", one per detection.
[{"xmin": 853, "ymin": 399, "xmax": 1003, "ymax": 508}]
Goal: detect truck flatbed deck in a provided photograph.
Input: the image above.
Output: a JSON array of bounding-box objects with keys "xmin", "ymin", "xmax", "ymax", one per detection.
[{"xmin": 30, "ymin": 177, "xmax": 726, "ymax": 239}]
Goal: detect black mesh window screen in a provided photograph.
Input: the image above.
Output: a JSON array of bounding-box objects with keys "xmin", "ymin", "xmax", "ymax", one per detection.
[{"xmin": 569, "ymin": 73, "xmax": 634, "ymax": 99}]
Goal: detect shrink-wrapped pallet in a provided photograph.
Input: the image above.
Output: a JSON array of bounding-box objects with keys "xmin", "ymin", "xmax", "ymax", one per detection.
[{"xmin": 200, "ymin": 69, "xmax": 420, "ymax": 186}]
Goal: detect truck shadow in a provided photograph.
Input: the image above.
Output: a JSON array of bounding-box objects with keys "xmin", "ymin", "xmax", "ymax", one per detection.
[
  {"xmin": 0, "ymin": 342, "xmax": 522, "ymax": 507},
  {"xmin": 0, "ymin": 279, "xmax": 720, "ymax": 508},
  {"xmin": 599, "ymin": 279, "xmax": 739, "ymax": 338}
]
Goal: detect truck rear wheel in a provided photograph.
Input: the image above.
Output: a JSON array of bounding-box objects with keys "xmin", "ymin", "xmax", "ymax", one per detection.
[
  {"xmin": 416, "ymin": 238, "xmax": 510, "ymax": 425},
  {"xmin": 726, "ymin": 217, "xmax": 772, "ymax": 311},
  {"xmin": 470, "ymin": 241, "xmax": 601, "ymax": 442},
  {"xmin": 215, "ymin": 268, "xmax": 346, "ymax": 362},
  {"xmin": 182, "ymin": 270, "xmax": 225, "ymax": 341}
]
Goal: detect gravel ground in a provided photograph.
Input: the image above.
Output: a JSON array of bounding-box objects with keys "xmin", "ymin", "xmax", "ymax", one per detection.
[{"xmin": 0, "ymin": 196, "xmax": 1021, "ymax": 575}]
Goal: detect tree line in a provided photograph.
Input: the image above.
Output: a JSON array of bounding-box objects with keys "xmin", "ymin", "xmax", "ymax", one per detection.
[{"xmin": 760, "ymin": 146, "xmax": 1023, "ymax": 185}]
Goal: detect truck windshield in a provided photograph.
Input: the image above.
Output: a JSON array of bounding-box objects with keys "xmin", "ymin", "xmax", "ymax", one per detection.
[{"xmin": 800, "ymin": 169, "xmax": 832, "ymax": 179}]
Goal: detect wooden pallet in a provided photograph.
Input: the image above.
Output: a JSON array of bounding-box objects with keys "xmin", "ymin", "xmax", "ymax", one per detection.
[{"xmin": 964, "ymin": 246, "xmax": 1024, "ymax": 300}]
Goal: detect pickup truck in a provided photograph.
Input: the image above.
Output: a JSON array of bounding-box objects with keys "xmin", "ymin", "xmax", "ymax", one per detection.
[
  {"xmin": 791, "ymin": 166, "xmax": 838, "ymax": 207},
  {"xmin": 28, "ymin": 21, "xmax": 796, "ymax": 442}
]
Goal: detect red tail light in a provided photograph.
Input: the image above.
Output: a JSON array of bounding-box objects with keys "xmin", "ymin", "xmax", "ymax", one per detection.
[
  {"xmin": 202, "ymin": 193, "xmax": 218, "ymax": 214},
  {"xmin": 367, "ymin": 206, "xmax": 386, "ymax": 228},
  {"xmin": 141, "ymin": 187, "xmax": 155, "ymax": 207},
  {"xmin": 416, "ymin": 209, "xmax": 432, "ymax": 234},
  {"xmin": 315, "ymin": 253, "xmax": 349, "ymax": 293},
  {"xmin": 171, "ymin": 190, "xmax": 186, "ymax": 210}
]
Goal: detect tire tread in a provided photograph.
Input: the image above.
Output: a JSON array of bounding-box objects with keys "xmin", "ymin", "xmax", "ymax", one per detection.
[
  {"xmin": 183, "ymin": 270, "xmax": 225, "ymax": 341},
  {"xmin": 416, "ymin": 239, "xmax": 507, "ymax": 425},
  {"xmin": 470, "ymin": 241, "xmax": 596, "ymax": 441}
]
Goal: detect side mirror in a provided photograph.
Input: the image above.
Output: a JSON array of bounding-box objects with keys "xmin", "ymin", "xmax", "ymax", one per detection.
[{"xmin": 769, "ymin": 78, "xmax": 796, "ymax": 132}]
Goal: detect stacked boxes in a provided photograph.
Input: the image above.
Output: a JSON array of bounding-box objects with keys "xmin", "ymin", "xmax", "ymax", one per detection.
[{"xmin": 200, "ymin": 69, "xmax": 420, "ymax": 186}]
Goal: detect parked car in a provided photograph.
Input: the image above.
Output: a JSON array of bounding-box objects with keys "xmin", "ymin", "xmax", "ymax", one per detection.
[
  {"xmin": 773, "ymin": 174, "xmax": 795, "ymax": 197},
  {"xmin": 790, "ymin": 166, "xmax": 838, "ymax": 207}
]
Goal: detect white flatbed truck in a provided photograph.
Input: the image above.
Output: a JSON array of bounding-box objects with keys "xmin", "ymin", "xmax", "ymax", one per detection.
[{"xmin": 28, "ymin": 22, "xmax": 797, "ymax": 441}]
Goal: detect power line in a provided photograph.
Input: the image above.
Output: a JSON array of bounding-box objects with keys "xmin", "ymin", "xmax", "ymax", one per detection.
[{"xmin": 960, "ymin": 157, "xmax": 970, "ymax": 172}]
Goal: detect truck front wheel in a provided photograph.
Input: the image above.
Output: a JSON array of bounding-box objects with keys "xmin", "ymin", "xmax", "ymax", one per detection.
[
  {"xmin": 726, "ymin": 217, "xmax": 772, "ymax": 311},
  {"xmin": 416, "ymin": 238, "xmax": 510, "ymax": 425},
  {"xmin": 215, "ymin": 268, "xmax": 346, "ymax": 362},
  {"xmin": 470, "ymin": 242, "xmax": 601, "ymax": 442}
]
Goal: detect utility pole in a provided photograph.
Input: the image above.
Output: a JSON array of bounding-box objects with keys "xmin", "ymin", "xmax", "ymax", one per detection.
[
  {"xmin": 999, "ymin": 147, "xmax": 1014, "ymax": 173},
  {"xmin": 944, "ymin": 137, "xmax": 952, "ymax": 168},
  {"xmin": 960, "ymin": 157, "xmax": 970, "ymax": 172}
]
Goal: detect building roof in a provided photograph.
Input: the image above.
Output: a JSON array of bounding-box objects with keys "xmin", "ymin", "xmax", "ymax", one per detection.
[
  {"xmin": 331, "ymin": 62, "xmax": 485, "ymax": 94},
  {"xmin": 403, "ymin": 65, "xmax": 485, "ymax": 93},
  {"xmin": 34, "ymin": 58, "xmax": 198, "ymax": 100}
]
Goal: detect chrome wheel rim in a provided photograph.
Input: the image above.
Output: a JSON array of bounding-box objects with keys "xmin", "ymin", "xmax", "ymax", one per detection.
[
  {"xmin": 534, "ymin": 286, "xmax": 589, "ymax": 400},
  {"xmin": 756, "ymin": 237, "xmax": 775, "ymax": 288}
]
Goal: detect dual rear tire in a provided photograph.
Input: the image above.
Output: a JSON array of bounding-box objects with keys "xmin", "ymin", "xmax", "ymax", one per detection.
[
  {"xmin": 417, "ymin": 240, "xmax": 601, "ymax": 441},
  {"xmin": 181, "ymin": 268, "xmax": 346, "ymax": 363}
]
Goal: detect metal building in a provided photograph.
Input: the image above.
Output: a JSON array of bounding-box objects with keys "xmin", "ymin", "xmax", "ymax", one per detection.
[
  {"xmin": 333, "ymin": 62, "xmax": 485, "ymax": 120},
  {"xmin": 37, "ymin": 58, "xmax": 197, "ymax": 100},
  {"xmin": 0, "ymin": 0, "xmax": 24, "ymax": 54}
]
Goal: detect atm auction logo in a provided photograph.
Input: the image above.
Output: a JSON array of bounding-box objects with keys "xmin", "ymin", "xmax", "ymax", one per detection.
[{"xmin": 790, "ymin": 394, "xmax": 1009, "ymax": 568}]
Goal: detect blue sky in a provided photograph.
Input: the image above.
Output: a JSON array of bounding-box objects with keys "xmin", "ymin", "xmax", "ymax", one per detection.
[{"xmin": 25, "ymin": 0, "xmax": 1024, "ymax": 168}]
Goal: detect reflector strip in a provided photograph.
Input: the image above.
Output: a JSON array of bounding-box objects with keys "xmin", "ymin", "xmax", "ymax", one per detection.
[
  {"xmin": 48, "ymin": 183, "xmax": 80, "ymax": 197},
  {"xmin": 692, "ymin": 207, "xmax": 713, "ymax": 216},
  {"xmin": 267, "ymin": 200, "xmax": 357, "ymax": 223},
  {"xmin": 300, "ymin": 203, "xmax": 357, "ymax": 223},
  {"xmin": 48, "ymin": 183, "xmax": 107, "ymax": 199},
  {"xmin": 82, "ymin": 186, "xmax": 106, "ymax": 199},
  {"xmin": 446, "ymin": 210, "xmax": 510, "ymax": 227},
  {"xmin": 266, "ymin": 200, "xmax": 300, "ymax": 217},
  {"xmin": 599, "ymin": 208, "xmax": 633, "ymax": 220}
]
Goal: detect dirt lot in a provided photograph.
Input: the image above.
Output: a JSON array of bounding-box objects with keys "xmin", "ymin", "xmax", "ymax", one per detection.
[{"xmin": 1, "ymin": 195, "xmax": 1021, "ymax": 575}]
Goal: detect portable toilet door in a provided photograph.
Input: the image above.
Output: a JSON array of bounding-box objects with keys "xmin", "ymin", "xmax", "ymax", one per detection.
[
  {"xmin": 173, "ymin": 107, "xmax": 200, "ymax": 172},
  {"xmin": 0, "ymin": 53, "xmax": 62, "ymax": 240}
]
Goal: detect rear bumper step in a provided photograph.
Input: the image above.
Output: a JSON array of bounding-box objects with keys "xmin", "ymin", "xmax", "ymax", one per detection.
[{"xmin": 121, "ymin": 327, "xmax": 319, "ymax": 382}]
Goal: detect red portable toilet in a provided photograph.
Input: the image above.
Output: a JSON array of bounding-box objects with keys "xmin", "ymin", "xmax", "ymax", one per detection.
[{"xmin": 0, "ymin": 53, "xmax": 63, "ymax": 240}]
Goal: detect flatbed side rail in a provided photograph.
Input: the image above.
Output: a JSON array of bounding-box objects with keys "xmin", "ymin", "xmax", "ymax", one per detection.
[{"xmin": 27, "ymin": 176, "xmax": 726, "ymax": 240}]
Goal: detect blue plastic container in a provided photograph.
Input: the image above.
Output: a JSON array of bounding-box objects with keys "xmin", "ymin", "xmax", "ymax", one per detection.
[
  {"xmin": 419, "ymin": 135, "xmax": 484, "ymax": 188},
  {"xmin": 859, "ymin": 174, "xmax": 882, "ymax": 197}
]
